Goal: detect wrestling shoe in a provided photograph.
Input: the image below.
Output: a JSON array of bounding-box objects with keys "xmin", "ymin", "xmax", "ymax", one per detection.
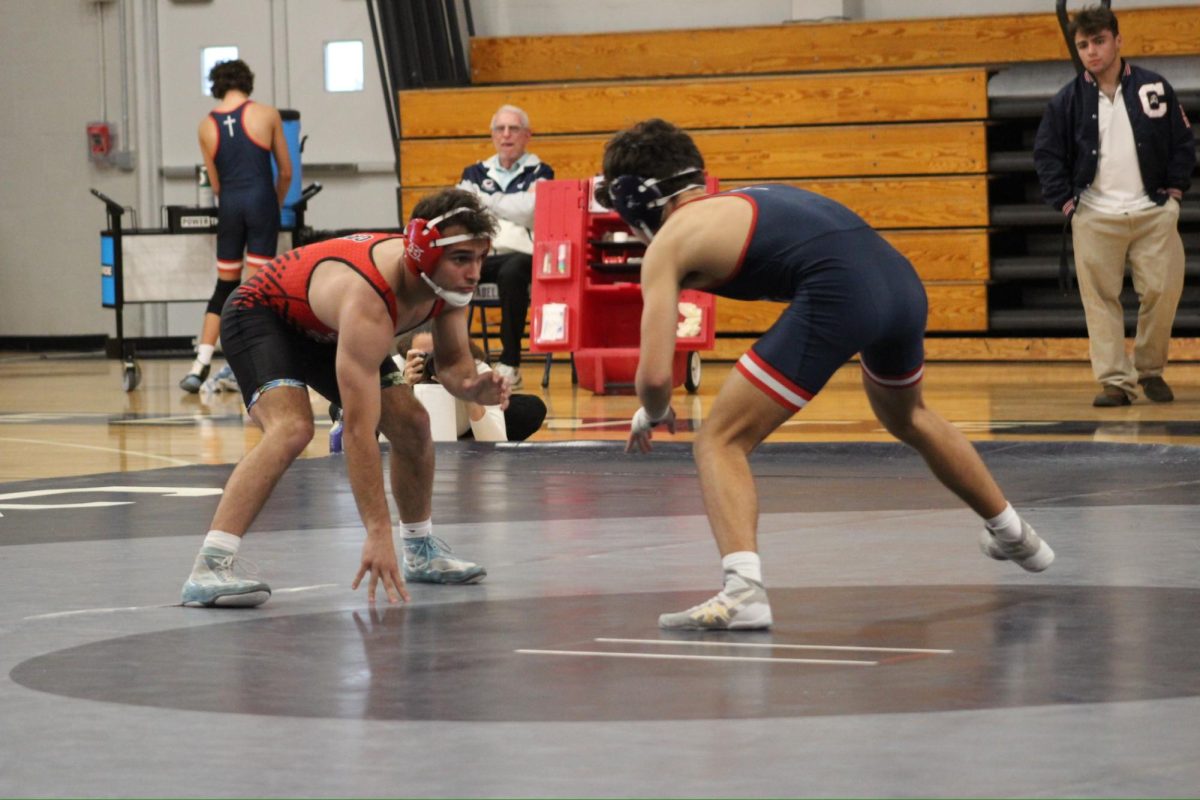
[
  {"xmin": 979, "ymin": 519, "xmax": 1055, "ymax": 573},
  {"xmin": 402, "ymin": 536, "xmax": 487, "ymax": 584},
  {"xmin": 179, "ymin": 363, "xmax": 211, "ymax": 394},
  {"xmin": 213, "ymin": 364, "xmax": 239, "ymax": 392},
  {"xmin": 181, "ymin": 546, "xmax": 272, "ymax": 607},
  {"xmin": 658, "ymin": 572, "xmax": 773, "ymax": 630}
]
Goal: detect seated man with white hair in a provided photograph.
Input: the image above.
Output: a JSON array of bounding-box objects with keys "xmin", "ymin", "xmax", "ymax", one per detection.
[{"xmin": 457, "ymin": 104, "xmax": 555, "ymax": 390}]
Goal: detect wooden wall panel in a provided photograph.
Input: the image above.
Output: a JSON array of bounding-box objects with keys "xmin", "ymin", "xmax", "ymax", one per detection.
[
  {"xmin": 729, "ymin": 177, "xmax": 989, "ymax": 228},
  {"xmin": 402, "ymin": 177, "xmax": 988, "ymax": 229},
  {"xmin": 881, "ymin": 230, "xmax": 989, "ymax": 281},
  {"xmin": 398, "ymin": 69, "xmax": 988, "ymax": 137},
  {"xmin": 715, "ymin": 283, "xmax": 987, "ymax": 334},
  {"xmin": 703, "ymin": 337, "xmax": 1200, "ymax": 362},
  {"xmin": 399, "ymin": 122, "xmax": 986, "ymax": 187},
  {"xmin": 470, "ymin": 8, "xmax": 1200, "ymax": 84}
]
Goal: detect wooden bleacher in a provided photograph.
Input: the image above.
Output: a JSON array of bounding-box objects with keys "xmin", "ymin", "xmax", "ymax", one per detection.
[
  {"xmin": 468, "ymin": 8, "xmax": 1200, "ymax": 83},
  {"xmin": 397, "ymin": 7, "xmax": 1200, "ymax": 361}
]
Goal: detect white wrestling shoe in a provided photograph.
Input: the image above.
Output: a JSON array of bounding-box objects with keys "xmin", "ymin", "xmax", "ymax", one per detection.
[
  {"xmin": 658, "ymin": 572, "xmax": 773, "ymax": 630},
  {"xmin": 980, "ymin": 519, "xmax": 1055, "ymax": 572}
]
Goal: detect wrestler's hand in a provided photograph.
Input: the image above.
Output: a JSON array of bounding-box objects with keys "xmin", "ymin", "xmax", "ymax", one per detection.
[
  {"xmin": 626, "ymin": 406, "xmax": 676, "ymax": 454},
  {"xmin": 352, "ymin": 534, "xmax": 410, "ymax": 605},
  {"xmin": 463, "ymin": 369, "xmax": 511, "ymax": 409}
]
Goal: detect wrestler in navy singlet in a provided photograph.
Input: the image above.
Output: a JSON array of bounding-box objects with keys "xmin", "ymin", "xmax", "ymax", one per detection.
[
  {"xmin": 702, "ymin": 184, "xmax": 928, "ymax": 412},
  {"xmin": 211, "ymin": 101, "xmax": 279, "ymax": 264}
]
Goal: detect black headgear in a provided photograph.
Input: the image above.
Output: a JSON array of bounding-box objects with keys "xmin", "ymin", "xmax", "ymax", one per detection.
[{"xmin": 607, "ymin": 167, "xmax": 704, "ymax": 243}]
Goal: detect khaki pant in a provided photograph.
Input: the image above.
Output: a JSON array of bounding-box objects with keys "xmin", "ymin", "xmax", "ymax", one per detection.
[{"xmin": 1071, "ymin": 199, "xmax": 1184, "ymax": 393}]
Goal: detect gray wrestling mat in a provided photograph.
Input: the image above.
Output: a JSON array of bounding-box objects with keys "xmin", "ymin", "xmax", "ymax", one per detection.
[{"xmin": 2, "ymin": 442, "xmax": 1198, "ymax": 797}]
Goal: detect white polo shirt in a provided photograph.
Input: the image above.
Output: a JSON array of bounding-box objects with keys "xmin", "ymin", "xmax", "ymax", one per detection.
[{"xmin": 1079, "ymin": 85, "xmax": 1157, "ymax": 214}]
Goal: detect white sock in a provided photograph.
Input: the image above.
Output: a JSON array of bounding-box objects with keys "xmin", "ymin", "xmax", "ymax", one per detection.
[
  {"xmin": 202, "ymin": 529, "xmax": 241, "ymax": 553},
  {"xmin": 985, "ymin": 503, "xmax": 1023, "ymax": 542},
  {"xmin": 721, "ymin": 551, "xmax": 763, "ymax": 586},
  {"xmin": 196, "ymin": 344, "xmax": 216, "ymax": 366},
  {"xmin": 401, "ymin": 518, "xmax": 432, "ymax": 541}
]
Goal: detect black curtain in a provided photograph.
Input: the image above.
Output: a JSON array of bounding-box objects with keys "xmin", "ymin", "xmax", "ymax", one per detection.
[{"xmin": 367, "ymin": 0, "xmax": 472, "ymax": 221}]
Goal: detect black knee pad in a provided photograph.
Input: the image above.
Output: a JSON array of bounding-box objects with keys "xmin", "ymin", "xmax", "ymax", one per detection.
[
  {"xmin": 503, "ymin": 394, "xmax": 547, "ymax": 441},
  {"xmin": 207, "ymin": 278, "xmax": 241, "ymax": 316}
]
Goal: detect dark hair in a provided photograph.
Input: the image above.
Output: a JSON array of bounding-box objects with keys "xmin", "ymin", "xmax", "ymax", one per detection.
[
  {"xmin": 594, "ymin": 118, "xmax": 705, "ymax": 209},
  {"xmin": 410, "ymin": 188, "xmax": 498, "ymax": 239},
  {"xmin": 1069, "ymin": 5, "xmax": 1119, "ymax": 40},
  {"xmin": 209, "ymin": 59, "xmax": 255, "ymax": 99},
  {"xmin": 395, "ymin": 322, "xmax": 434, "ymax": 358}
]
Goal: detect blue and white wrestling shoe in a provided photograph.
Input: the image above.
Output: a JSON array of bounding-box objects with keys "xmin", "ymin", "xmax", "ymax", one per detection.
[
  {"xmin": 214, "ymin": 363, "xmax": 239, "ymax": 392},
  {"xmin": 402, "ymin": 536, "xmax": 487, "ymax": 584},
  {"xmin": 202, "ymin": 363, "xmax": 239, "ymax": 394},
  {"xmin": 181, "ymin": 546, "xmax": 272, "ymax": 607}
]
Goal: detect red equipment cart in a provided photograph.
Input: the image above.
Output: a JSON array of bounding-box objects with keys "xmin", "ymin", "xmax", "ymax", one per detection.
[{"xmin": 529, "ymin": 178, "xmax": 717, "ymax": 395}]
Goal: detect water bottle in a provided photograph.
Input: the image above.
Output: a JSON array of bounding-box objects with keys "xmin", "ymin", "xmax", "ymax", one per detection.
[
  {"xmin": 196, "ymin": 165, "xmax": 214, "ymax": 207},
  {"xmin": 329, "ymin": 420, "xmax": 343, "ymax": 454}
]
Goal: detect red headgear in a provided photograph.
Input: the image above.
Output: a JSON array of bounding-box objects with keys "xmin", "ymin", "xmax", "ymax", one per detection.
[
  {"xmin": 403, "ymin": 208, "xmax": 478, "ymax": 276},
  {"xmin": 403, "ymin": 207, "xmax": 484, "ymax": 307}
]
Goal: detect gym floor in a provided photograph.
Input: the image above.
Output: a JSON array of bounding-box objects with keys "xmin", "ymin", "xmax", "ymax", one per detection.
[{"xmin": 1, "ymin": 354, "xmax": 1198, "ymax": 797}]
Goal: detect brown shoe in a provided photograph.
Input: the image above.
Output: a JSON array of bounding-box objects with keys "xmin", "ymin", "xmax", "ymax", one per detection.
[
  {"xmin": 1138, "ymin": 376, "xmax": 1174, "ymax": 403},
  {"xmin": 1093, "ymin": 386, "xmax": 1132, "ymax": 407}
]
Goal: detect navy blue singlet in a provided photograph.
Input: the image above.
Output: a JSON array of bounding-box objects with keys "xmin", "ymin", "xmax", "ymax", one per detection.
[
  {"xmin": 210, "ymin": 101, "xmax": 279, "ymax": 265},
  {"xmin": 698, "ymin": 184, "xmax": 929, "ymax": 412}
]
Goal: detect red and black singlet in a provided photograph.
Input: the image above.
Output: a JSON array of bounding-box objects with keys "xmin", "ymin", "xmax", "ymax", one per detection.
[{"xmin": 233, "ymin": 233, "xmax": 443, "ymax": 341}]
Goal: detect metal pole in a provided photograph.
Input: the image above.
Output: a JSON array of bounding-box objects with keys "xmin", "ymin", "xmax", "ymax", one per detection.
[
  {"xmin": 1056, "ymin": 0, "xmax": 1112, "ymax": 75},
  {"xmin": 366, "ymin": 0, "xmax": 403, "ymax": 222},
  {"xmin": 1055, "ymin": 0, "xmax": 1085, "ymax": 75},
  {"xmin": 110, "ymin": 206, "xmax": 127, "ymax": 361},
  {"xmin": 463, "ymin": 0, "xmax": 475, "ymax": 38}
]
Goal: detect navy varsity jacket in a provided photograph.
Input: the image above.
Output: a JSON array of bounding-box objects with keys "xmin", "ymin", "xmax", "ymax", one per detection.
[
  {"xmin": 1033, "ymin": 60, "xmax": 1194, "ymax": 213},
  {"xmin": 458, "ymin": 154, "xmax": 555, "ymax": 231}
]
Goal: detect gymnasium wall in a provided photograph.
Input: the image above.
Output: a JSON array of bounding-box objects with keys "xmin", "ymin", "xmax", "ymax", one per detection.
[{"xmin": 0, "ymin": 0, "xmax": 1197, "ymax": 340}]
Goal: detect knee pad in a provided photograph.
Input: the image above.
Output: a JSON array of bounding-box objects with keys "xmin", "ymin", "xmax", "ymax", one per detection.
[
  {"xmin": 207, "ymin": 278, "xmax": 241, "ymax": 316},
  {"xmin": 504, "ymin": 394, "xmax": 547, "ymax": 441}
]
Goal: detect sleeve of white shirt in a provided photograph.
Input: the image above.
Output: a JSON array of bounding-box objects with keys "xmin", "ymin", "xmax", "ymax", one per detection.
[
  {"xmin": 486, "ymin": 185, "xmax": 539, "ymax": 230},
  {"xmin": 467, "ymin": 361, "xmax": 508, "ymax": 441},
  {"xmin": 456, "ymin": 179, "xmax": 485, "ymax": 197}
]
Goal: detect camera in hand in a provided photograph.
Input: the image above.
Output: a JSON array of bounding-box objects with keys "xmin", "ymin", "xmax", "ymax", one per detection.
[{"xmin": 420, "ymin": 352, "xmax": 436, "ymax": 380}]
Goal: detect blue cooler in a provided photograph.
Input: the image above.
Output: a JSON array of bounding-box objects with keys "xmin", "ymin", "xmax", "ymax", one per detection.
[{"xmin": 276, "ymin": 109, "xmax": 302, "ymax": 228}]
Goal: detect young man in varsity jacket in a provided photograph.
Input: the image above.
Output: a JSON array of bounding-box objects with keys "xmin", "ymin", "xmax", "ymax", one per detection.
[{"xmin": 1034, "ymin": 4, "xmax": 1194, "ymax": 407}]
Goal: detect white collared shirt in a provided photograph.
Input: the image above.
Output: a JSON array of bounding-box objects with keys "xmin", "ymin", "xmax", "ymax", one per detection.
[
  {"xmin": 483, "ymin": 153, "xmax": 537, "ymax": 192},
  {"xmin": 1080, "ymin": 84, "xmax": 1156, "ymax": 214}
]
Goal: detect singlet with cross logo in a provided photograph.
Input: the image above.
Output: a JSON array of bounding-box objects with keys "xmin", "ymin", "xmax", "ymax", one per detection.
[{"xmin": 209, "ymin": 100, "xmax": 274, "ymax": 191}]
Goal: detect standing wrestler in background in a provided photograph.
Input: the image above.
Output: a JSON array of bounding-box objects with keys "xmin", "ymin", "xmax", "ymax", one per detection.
[
  {"xmin": 180, "ymin": 59, "xmax": 293, "ymax": 393},
  {"xmin": 600, "ymin": 119, "xmax": 1054, "ymax": 631}
]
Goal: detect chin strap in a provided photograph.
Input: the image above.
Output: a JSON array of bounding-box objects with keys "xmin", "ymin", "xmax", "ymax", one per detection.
[{"xmin": 420, "ymin": 272, "xmax": 474, "ymax": 307}]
